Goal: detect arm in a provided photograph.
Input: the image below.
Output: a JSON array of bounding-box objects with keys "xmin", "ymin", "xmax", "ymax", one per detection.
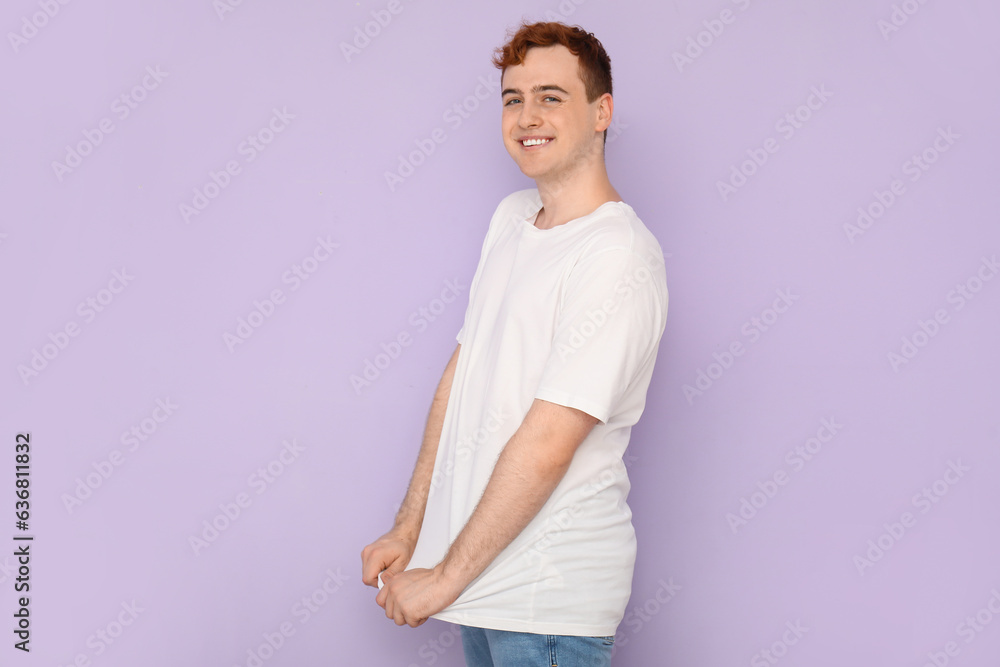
[
  {"xmin": 378, "ymin": 397, "xmax": 598, "ymax": 626},
  {"xmin": 360, "ymin": 342, "xmax": 461, "ymax": 588}
]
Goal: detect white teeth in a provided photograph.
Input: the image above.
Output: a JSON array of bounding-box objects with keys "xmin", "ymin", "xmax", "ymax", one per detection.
[{"xmin": 522, "ymin": 138, "xmax": 551, "ymax": 146}]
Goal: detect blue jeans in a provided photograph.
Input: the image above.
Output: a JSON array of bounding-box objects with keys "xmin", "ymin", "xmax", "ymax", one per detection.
[{"xmin": 459, "ymin": 625, "xmax": 614, "ymax": 666}]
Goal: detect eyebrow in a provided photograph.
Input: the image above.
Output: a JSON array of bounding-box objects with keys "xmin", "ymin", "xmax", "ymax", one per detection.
[{"xmin": 501, "ymin": 84, "xmax": 570, "ymax": 97}]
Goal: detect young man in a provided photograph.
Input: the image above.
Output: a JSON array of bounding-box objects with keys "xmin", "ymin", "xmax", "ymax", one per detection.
[{"xmin": 361, "ymin": 21, "xmax": 668, "ymax": 666}]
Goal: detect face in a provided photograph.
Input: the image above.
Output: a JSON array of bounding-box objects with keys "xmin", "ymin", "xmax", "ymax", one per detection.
[{"xmin": 500, "ymin": 44, "xmax": 611, "ymax": 184}]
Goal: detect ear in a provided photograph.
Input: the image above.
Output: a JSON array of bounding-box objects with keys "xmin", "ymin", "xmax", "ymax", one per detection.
[{"xmin": 594, "ymin": 92, "xmax": 614, "ymax": 133}]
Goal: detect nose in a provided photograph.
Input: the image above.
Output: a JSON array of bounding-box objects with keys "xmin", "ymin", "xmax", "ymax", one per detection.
[{"xmin": 517, "ymin": 100, "xmax": 542, "ymax": 129}]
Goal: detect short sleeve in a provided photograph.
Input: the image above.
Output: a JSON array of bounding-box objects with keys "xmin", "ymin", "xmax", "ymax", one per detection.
[
  {"xmin": 534, "ymin": 246, "xmax": 667, "ymax": 423},
  {"xmin": 455, "ymin": 227, "xmax": 496, "ymax": 349},
  {"xmin": 454, "ymin": 191, "xmax": 537, "ymax": 350}
]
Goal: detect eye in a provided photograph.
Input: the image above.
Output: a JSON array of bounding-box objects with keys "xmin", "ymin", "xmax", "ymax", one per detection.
[
  {"xmin": 504, "ymin": 98, "xmax": 521, "ymax": 106},
  {"xmin": 544, "ymin": 96, "xmax": 561, "ymax": 103}
]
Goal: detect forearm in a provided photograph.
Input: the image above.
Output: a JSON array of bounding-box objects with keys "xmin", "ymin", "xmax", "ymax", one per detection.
[
  {"xmin": 437, "ymin": 399, "xmax": 594, "ymax": 587},
  {"xmin": 374, "ymin": 399, "xmax": 596, "ymax": 624},
  {"xmin": 393, "ymin": 344, "xmax": 460, "ymax": 539},
  {"xmin": 440, "ymin": 436, "xmax": 566, "ymax": 584}
]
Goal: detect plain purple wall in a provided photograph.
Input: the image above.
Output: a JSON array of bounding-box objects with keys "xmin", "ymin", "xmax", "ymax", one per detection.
[{"xmin": 3, "ymin": 0, "xmax": 999, "ymax": 665}]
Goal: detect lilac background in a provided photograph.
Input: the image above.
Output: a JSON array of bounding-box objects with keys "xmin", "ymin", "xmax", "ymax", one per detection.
[{"xmin": 3, "ymin": 0, "xmax": 999, "ymax": 665}]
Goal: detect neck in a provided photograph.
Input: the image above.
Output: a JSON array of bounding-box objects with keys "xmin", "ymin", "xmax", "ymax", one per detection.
[{"xmin": 533, "ymin": 154, "xmax": 621, "ymax": 230}]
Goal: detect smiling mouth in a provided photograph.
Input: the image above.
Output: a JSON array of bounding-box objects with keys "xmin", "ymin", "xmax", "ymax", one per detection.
[{"xmin": 521, "ymin": 138, "xmax": 552, "ymax": 147}]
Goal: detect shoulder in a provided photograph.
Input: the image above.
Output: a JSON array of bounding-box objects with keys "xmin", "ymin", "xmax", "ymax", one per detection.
[
  {"xmin": 479, "ymin": 189, "xmax": 541, "ymax": 244},
  {"xmin": 471, "ymin": 189, "xmax": 540, "ymax": 255},
  {"xmin": 578, "ymin": 202, "xmax": 665, "ymax": 268},
  {"xmin": 492, "ymin": 188, "xmax": 541, "ymax": 222}
]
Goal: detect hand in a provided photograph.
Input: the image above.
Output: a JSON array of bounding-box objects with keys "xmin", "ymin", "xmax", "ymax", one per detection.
[
  {"xmin": 376, "ymin": 565, "xmax": 464, "ymax": 627},
  {"xmin": 360, "ymin": 528, "xmax": 416, "ymax": 589}
]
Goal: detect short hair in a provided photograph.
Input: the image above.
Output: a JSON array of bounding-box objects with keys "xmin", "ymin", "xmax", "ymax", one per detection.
[{"xmin": 492, "ymin": 21, "xmax": 613, "ymax": 143}]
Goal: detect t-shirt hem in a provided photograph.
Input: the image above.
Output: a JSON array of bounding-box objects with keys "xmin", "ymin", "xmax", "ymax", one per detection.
[
  {"xmin": 534, "ymin": 386, "xmax": 611, "ymax": 424},
  {"xmin": 430, "ymin": 609, "xmax": 619, "ymax": 637}
]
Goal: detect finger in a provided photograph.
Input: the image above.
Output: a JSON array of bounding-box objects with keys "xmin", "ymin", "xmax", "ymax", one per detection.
[{"xmin": 362, "ymin": 558, "xmax": 387, "ymax": 587}]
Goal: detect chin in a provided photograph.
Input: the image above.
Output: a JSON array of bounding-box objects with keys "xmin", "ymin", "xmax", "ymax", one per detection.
[{"xmin": 516, "ymin": 164, "xmax": 548, "ymax": 181}]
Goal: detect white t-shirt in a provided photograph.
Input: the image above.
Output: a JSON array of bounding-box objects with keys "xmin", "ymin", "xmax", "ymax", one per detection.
[{"xmin": 407, "ymin": 188, "xmax": 668, "ymax": 636}]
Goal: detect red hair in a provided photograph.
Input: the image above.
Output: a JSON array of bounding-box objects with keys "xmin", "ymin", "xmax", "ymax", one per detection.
[{"xmin": 492, "ymin": 21, "xmax": 613, "ymax": 103}]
